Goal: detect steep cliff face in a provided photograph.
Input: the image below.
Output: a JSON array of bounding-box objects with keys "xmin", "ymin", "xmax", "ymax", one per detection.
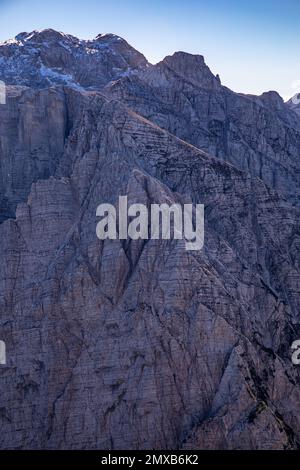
[
  {"xmin": 0, "ymin": 31, "xmax": 299, "ymax": 450},
  {"xmin": 0, "ymin": 86, "xmax": 69, "ymax": 222}
]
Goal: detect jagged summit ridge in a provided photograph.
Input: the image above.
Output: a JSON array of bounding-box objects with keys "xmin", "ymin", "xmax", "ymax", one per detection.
[
  {"xmin": 0, "ymin": 29, "xmax": 225, "ymax": 92},
  {"xmin": 14, "ymin": 28, "xmax": 78, "ymax": 43},
  {"xmin": 0, "ymin": 29, "xmax": 149, "ymax": 89},
  {"xmin": 12, "ymin": 29, "xmax": 130, "ymax": 47}
]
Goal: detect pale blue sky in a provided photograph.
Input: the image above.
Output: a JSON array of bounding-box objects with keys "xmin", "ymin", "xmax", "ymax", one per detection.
[{"xmin": 0, "ymin": 0, "xmax": 299, "ymax": 99}]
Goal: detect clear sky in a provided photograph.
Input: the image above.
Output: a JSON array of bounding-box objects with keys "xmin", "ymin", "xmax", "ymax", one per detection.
[{"xmin": 0, "ymin": 0, "xmax": 299, "ymax": 100}]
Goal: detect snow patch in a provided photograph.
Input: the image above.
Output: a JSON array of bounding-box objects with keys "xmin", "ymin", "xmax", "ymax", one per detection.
[{"xmin": 39, "ymin": 64, "xmax": 84, "ymax": 90}]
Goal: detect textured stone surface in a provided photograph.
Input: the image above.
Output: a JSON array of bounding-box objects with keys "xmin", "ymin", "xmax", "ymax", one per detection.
[{"xmin": 0, "ymin": 31, "xmax": 299, "ymax": 450}]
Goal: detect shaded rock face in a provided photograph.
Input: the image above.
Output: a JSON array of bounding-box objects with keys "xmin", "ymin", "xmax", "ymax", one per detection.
[
  {"xmin": 0, "ymin": 31, "xmax": 300, "ymax": 450},
  {"xmin": 0, "ymin": 86, "xmax": 69, "ymax": 222}
]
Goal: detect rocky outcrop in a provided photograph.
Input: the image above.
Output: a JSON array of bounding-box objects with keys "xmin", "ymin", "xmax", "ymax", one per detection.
[{"xmin": 0, "ymin": 31, "xmax": 299, "ymax": 450}]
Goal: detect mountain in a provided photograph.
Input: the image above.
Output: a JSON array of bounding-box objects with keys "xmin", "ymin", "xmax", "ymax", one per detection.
[
  {"xmin": 0, "ymin": 29, "xmax": 148, "ymax": 89},
  {"xmin": 0, "ymin": 30, "xmax": 299, "ymax": 450}
]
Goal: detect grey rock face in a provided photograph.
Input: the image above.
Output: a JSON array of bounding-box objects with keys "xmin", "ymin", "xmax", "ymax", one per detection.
[
  {"xmin": 0, "ymin": 31, "xmax": 299, "ymax": 450},
  {"xmin": 0, "ymin": 86, "xmax": 69, "ymax": 222}
]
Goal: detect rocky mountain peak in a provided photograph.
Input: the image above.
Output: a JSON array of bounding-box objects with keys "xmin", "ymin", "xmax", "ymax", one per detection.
[
  {"xmin": 259, "ymin": 90, "xmax": 284, "ymax": 109},
  {"xmin": 161, "ymin": 51, "xmax": 221, "ymax": 89},
  {"xmin": 94, "ymin": 32, "xmax": 122, "ymax": 42},
  {"xmin": 164, "ymin": 50, "xmax": 205, "ymax": 65},
  {"xmin": 15, "ymin": 29, "xmax": 77, "ymax": 44},
  {"xmin": 0, "ymin": 29, "xmax": 148, "ymax": 89}
]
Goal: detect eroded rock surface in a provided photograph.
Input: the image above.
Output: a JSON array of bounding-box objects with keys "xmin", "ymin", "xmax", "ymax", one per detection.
[{"xmin": 0, "ymin": 31, "xmax": 299, "ymax": 450}]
